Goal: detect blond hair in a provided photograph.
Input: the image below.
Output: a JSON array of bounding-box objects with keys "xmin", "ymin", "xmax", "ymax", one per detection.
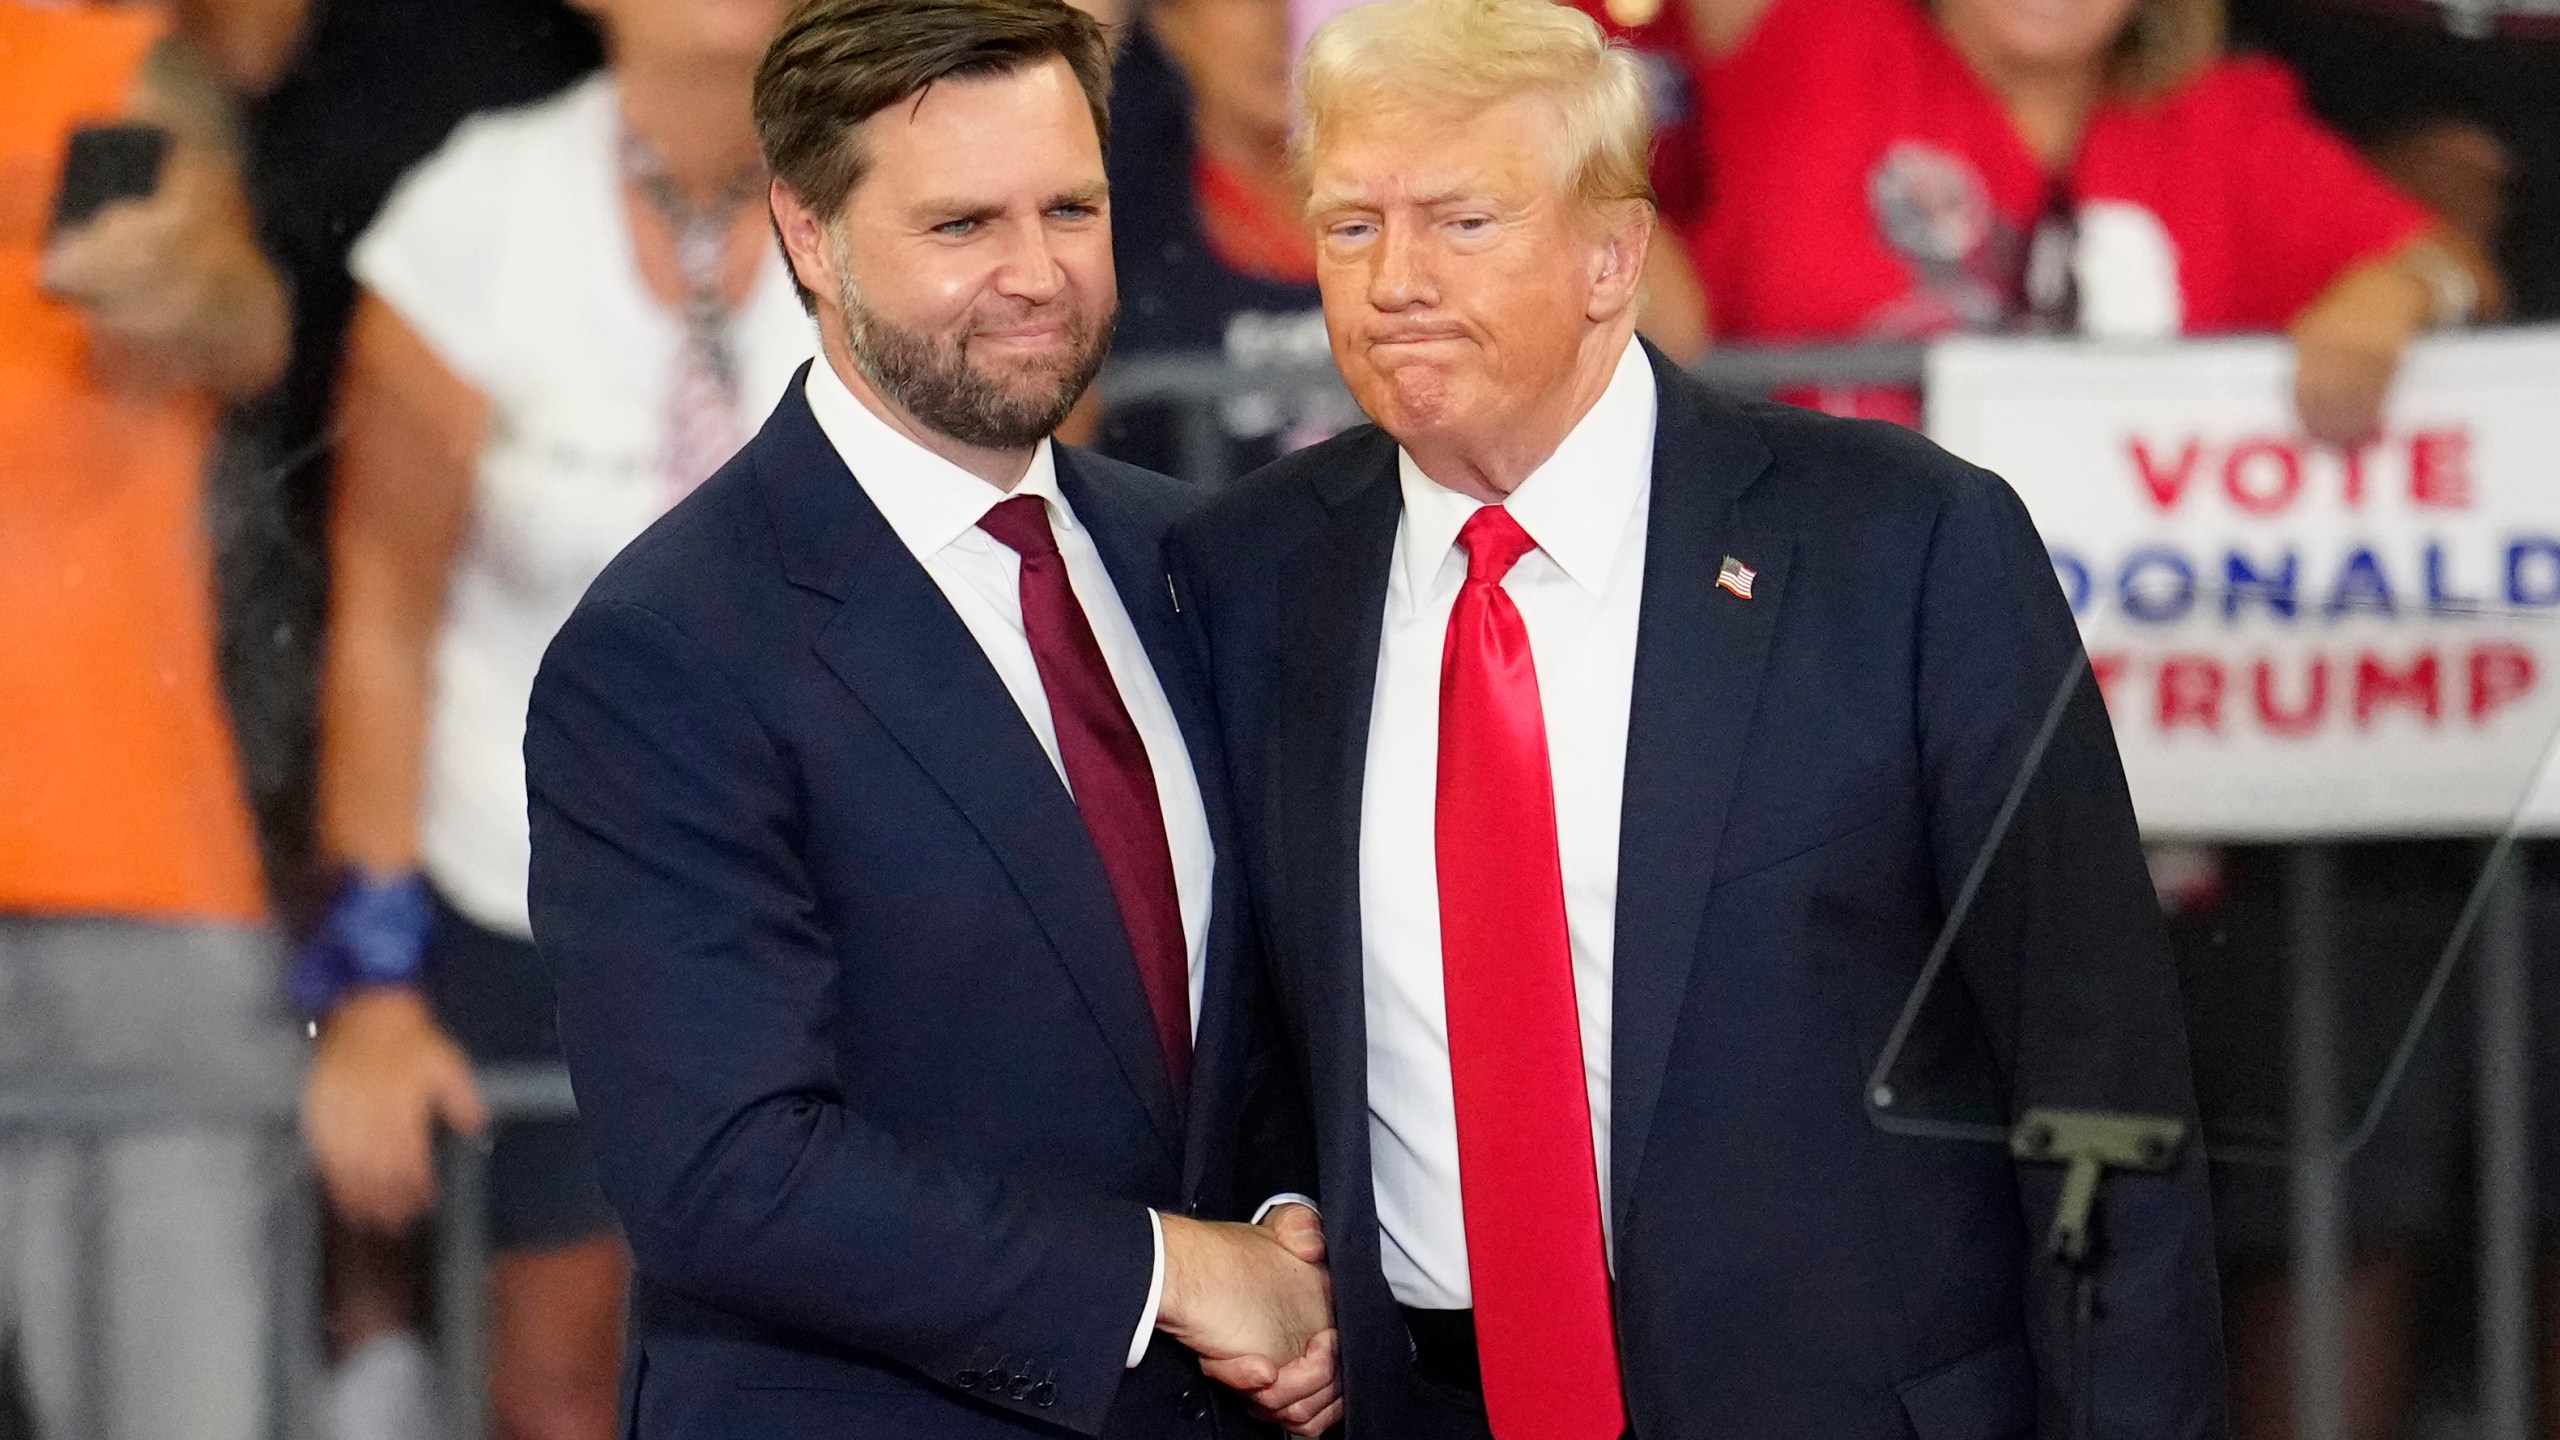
[{"xmin": 1294, "ymin": 0, "xmax": 1655, "ymax": 216}]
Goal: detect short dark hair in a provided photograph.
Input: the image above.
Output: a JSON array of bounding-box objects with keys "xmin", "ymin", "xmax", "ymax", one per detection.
[{"xmin": 755, "ymin": 0, "xmax": 1113, "ymax": 223}]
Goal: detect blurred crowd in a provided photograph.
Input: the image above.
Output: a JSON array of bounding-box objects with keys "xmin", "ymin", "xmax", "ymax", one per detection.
[{"xmin": 2, "ymin": 0, "xmax": 2558, "ymax": 1436}]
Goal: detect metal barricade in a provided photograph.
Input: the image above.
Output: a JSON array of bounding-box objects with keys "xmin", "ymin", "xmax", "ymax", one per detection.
[{"xmin": 0, "ymin": 1065, "xmax": 574, "ymax": 1440}]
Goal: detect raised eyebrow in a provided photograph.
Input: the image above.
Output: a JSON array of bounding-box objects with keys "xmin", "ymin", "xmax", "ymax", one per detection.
[{"xmin": 1046, "ymin": 183, "xmax": 1109, "ymax": 210}]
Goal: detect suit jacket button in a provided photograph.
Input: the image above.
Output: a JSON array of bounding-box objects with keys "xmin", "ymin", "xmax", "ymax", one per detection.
[
  {"xmin": 1179, "ymin": 1385, "xmax": 1211, "ymax": 1421},
  {"xmin": 1009, "ymin": 1373, "xmax": 1033, "ymax": 1400},
  {"xmin": 1033, "ymin": 1381, "xmax": 1057, "ymax": 1408},
  {"xmin": 956, "ymin": 1370, "xmax": 980, "ymax": 1388}
]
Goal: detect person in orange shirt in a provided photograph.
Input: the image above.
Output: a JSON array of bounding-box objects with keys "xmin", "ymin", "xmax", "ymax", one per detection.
[{"xmin": 0, "ymin": 5, "xmax": 291, "ymax": 1438}]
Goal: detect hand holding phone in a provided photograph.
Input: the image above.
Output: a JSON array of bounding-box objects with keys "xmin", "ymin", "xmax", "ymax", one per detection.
[
  {"xmin": 40, "ymin": 120, "xmax": 253, "ymax": 389},
  {"xmin": 36, "ymin": 105, "xmax": 287, "ymax": 400},
  {"xmin": 48, "ymin": 122, "xmax": 170, "ymax": 240}
]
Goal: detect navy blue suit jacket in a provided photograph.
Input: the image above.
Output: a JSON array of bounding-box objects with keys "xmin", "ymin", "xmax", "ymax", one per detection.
[
  {"xmin": 525, "ymin": 372, "xmax": 1296, "ymax": 1439},
  {"xmin": 1165, "ymin": 346, "xmax": 2227, "ymax": 1440}
]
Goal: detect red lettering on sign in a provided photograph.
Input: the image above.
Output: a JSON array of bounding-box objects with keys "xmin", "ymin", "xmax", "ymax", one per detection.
[
  {"xmin": 2129, "ymin": 437, "xmax": 2203, "ymax": 511},
  {"xmin": 2090, "ymin": 653, "xmax": 2127, "ymax": 713},
  {"xmin": 2470, "ymin": 643, "xmax": 2534, "ymax": 722},
  {"xmin": 2158, "ymin": 656, "xmax": 2225, "ymax": 731},
  {"xmin": 2118, "ymin": 646, "xmax": 2530, "ymax": 738},
  {"xmin": 2354, "ymin": 652, "xmax": 2442, "ymax": 726},
  {"xmin": 2222, "ymin": 438, "xmax": 2304, "ymax": 515},
  {"xmin": 2253, "ymin": 658, "xmax": 2326, "ymax": 736},
  {"xmin": 2410, "ymin": 428, "xmax": 2473, "ymax": 508},
  {"xmin": 2337, "ymin": 440, "xmax": 2373, "ymax": 508}
]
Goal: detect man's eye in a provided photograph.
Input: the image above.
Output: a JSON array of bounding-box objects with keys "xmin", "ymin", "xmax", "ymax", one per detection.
[
  {"xmin": 1048, "ymin": 203, "xmax": 1099, "ymax": 220},
  {"xmin": 933, "ymin": 219, "xmax": 979, "ymax": 237},
  {"xmin": 1328, "ymin": 221, "xmax": 1375, "ymax": 242},
  {"xmin": 1450, "ymin": 216, "xmax": 1493, "ymax": 233}
]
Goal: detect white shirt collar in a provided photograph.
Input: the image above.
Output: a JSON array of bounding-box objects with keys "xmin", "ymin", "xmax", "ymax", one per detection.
[
  {"xmin": 802, "ymin": 354, "xmax": 1071, "ymax": 561},
  {"xmin": 1393, "ymin": 335, "xmax": 1657, "ymax": 609}
]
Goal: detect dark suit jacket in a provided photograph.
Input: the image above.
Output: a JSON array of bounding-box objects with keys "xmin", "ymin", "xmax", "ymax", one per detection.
[
  {"xmin": 1165, "ymin": 345, "xmax": 2227, "ymax": 1440},
  {"xmin": 525, "ymin": 371, "xmax": 1293, "ymax": 1439}
]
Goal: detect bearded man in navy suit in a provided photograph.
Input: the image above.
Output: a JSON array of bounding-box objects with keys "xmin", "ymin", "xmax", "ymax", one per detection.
[{"xmin": 526, "ymin": 1, "xmax": 1338, "ymax": 1433}]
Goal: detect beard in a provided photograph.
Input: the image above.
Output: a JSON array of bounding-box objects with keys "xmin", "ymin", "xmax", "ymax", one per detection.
[{"xmin": 831, "ymin": 250, "xmax": 1114, "ymax": 453}]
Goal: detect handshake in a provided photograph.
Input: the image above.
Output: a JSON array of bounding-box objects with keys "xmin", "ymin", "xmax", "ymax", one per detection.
[{"xmin": 1156, "ymin": 1203, "xmax": 1342, "ymax": 1435}]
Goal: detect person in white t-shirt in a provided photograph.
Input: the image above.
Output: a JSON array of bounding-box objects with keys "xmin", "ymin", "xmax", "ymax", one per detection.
[{"xmin": 291, "ymin": 0, "xmax": 814, "ymax": 1431}]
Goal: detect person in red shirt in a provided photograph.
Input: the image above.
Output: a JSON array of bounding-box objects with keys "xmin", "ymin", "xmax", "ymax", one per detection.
[{"xmin": 1677, "ymin": 0, "xmax": 2497, "ymax": 439}]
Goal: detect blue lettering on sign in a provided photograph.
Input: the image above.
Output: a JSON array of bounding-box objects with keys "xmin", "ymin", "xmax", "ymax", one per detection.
[
  {"xmin": 2224, "ymin": 549, "xmax": 2298, "ymax": 621},
  {"xmin": 2119, "ymin": 548, "xmax": 2196, "ymax": 625},
  {"xmin": 2323, "ymin": 548, "xmax": 2396, "ymax": 618},
  {"xmin": 2425, "ymin": 541, "xmax": 2482, "ymax": 615},
  {"xmin": 2050, "ymin": 550, "xmax": 2093, "ymax": 614},
  {"xmin": 2510, "ymin": 539, "xmax": 2560, "ymax": 607},
  {"xmin": 2061, "ymin": 538, "xmax": 2560, "ymax": 624}
]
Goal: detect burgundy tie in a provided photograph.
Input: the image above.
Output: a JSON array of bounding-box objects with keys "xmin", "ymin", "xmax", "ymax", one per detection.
[
  {"xmin": 979, "ymin": 495, "xmax": 1192, "ymax": 1093},
  {"xmin": 1437, "ymin": 506, "xmax": 1625, "ymax": 1440}
]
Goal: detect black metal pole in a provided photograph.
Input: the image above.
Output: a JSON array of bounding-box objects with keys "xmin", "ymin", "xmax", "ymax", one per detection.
[{"xmin": 2286, "ymin": 845, "xmax": 2346, "ymax": 1440}]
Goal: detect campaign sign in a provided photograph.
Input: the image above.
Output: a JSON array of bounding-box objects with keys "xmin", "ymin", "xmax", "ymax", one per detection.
[{"xmin": 1926, "ymin": 329, "xmax": 2560, "ymax": 839}]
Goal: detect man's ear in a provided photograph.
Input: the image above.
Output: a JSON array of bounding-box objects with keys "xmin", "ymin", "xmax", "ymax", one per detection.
[
  {"xmin": 770, "ymin": 179, "xmax": 839, "ymax": 305},
  {"xmin": 1585, "ymin": 202, "xmax": 1654, "ymax": 325}
]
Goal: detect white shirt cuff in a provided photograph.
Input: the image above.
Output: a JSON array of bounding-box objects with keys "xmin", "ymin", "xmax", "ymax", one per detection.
[
  {"xmin": 1252, "ymin": 1193, "xmax": 1320, "ymax": 1224},
  {"xmin": 1129, "ymin": 1208, "xmax": 1166, "ymax": 1368}
]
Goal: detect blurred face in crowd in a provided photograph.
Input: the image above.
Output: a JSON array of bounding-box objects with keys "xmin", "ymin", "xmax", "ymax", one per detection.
[
  {"xmin": 1307, "ymin": 94, "xmax": 1644, "ymax": 478},
  {"xmin": 781, "ymin": 57, "xmax": 1117, "ymax": 451},
  {"xmin": 1151, "ymin": 0, "xmax": 1293, "ymax": 150},
  {"xmin": 1935, "ymin": 0, "xmax": 2144, "ymax": 78},
  {"xmin": 575, "ymin": 0, "xmax": 788, "ymax": 65}
]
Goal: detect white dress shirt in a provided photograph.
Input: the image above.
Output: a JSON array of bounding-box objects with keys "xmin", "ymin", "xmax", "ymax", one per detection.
[
  {"xmin": 1361, "ymin": 335, "xmax": 1657, "ymax": 1310},
  {"xmin": 802, "ymin": 359, "xmax": 1213, "ymax": 1364}
]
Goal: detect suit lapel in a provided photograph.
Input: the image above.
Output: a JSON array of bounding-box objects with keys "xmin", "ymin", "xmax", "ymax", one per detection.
[
  {"xmin": 1055, "ymin": 451, "xmax": 1239, "ymax": 1189},
  {"xmin": 1056, "ymin": 451, "xmax": 1230, "ymax": 858},
  {"xmin": 758, "ymin": 384, "xmax": 1185, "ymax": 1159},
  {"xmin": 1269, "ymin": 440, "xmax": 1402, "ymax": 1185},
  {"xmin": 1609, "ymin": 353, "xmax": 1782, "ymax": 1235}
]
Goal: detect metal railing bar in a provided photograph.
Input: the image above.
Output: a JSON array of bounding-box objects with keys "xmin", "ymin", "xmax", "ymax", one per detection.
[
  {"xmin": 1093, "ymin": 342, "xmax": 1936, "ymax": 412},
  {"xmin": 0, "ymin": 1065, "xmax": 577, "ymax": 1131}
]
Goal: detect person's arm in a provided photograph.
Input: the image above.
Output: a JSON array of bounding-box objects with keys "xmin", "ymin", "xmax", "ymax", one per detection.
[
  {"xmin": 167, "ymin": 0, "xmax": 314, "ymax": 95},
  {"xmin": 1217, "ymin": 886, "xmax": 1337, "ymax": 1433},
  {"xmin": 2213, "ymin": 60, "xmax": 2498, "ymax": 447},
  {"xmin": 37, "ymin": 34, "xmax": 286, "ymax": 401},
  {"xmin": 1159, "ymin": 526, "xmax": 1342, "ymax": 1434},
  {"xmin": 2290, "ymin": 232, "xmax": 2496, "ymax": 447},
  {"xmin": 526, "ymin": 596, "xmax": 1327, "ymax": 1431},
  {"xmin": 1912, "ymin": 463, "xmax": 2227, "ymax": 1438},
  {"xmin": 298, "ymin": 293, "xmax": 491, "ymax": 1232}
]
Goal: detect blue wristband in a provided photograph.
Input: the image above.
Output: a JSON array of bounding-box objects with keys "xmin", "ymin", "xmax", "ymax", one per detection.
[{"xmin": 289, "ymin": 870, "xmax": 434, "ymax": 1020}]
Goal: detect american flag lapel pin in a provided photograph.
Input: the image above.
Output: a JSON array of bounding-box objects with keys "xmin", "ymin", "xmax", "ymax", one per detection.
[{"xmin": 1716, "ymin": 555, "xmax": 1757, "ymax": 600}]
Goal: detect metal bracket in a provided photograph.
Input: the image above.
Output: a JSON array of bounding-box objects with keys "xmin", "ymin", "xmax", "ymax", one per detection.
[{"xmin": 2009, "ymin": 1108, "xmax": 2189, "ymax": 1268}]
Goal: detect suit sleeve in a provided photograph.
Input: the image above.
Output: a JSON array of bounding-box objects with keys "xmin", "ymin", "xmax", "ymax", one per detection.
[
  {"xmin": 1165, "ymin": 528, "xmax": 1322, "ymax": 1214},
  {"xmin": 1912, "ymin": 469, "xmax": 2230, "ymax": 1440},
  {"xmin": 525, "ymin": 598, "xmax": 1155, "ymax": 1434}
]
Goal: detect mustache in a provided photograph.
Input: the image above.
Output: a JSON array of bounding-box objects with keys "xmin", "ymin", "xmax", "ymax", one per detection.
[{"xmin": 968, "ymin": 298, "xmax": 1096, "ymax": 341}]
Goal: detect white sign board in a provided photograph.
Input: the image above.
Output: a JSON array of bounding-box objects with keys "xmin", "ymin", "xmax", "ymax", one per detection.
[{"xmin": 1926, "ymin": 329, "xmax": 2560, "ymax": 839}]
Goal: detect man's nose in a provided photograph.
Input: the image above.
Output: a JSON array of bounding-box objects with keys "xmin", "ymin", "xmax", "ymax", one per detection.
[
  {"xmin": 1368, "ymin": 222, "xmax": 1431, "ymax": 311},
  {"xmin": 994, "ymin": 218, "xmax": 1069, "ymax": 305}
]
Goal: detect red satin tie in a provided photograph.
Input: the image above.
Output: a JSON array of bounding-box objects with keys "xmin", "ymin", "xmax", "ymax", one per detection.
[
  {"xmin": 979, "ymin": 495, "xmax": 1192, "ymax": 1094},
  {"xmin": 1437, "ymin": 506, "xmax": 1625, "ymax": 1440}
]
